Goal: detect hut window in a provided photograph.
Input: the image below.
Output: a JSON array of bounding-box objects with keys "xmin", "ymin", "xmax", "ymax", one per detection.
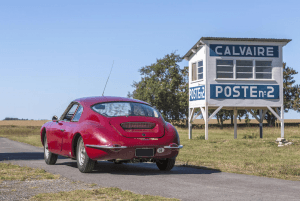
[
  {"xmin": 197, "ymin": 61, "xmax": 203, "ymax": 80},
  {"xmin": 216, "ymin": 60, "xmax": 233, "ymax": 78},
  {"xmin": 236, "ymin": 60, "xmax": 253, "ymax": 79},
  {"xmin": 192, "ymin": 62, "xmax": 197, "ymax": 81},
  {"xmin": 255, "ymin": 61, "xmax": 272, "ymax": 79}
]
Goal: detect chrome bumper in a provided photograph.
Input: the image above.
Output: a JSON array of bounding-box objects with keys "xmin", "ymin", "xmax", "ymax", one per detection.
[
  {"xmin": 164, "ymin": 145, "xmax": 183, "ymax": 149},
  {"xmin": 86, "ymin": 144, "xmax": 183, "ymax": 149},
  {"xmin": 85, "ymin": 145, "xmax": 127, "ymax": 149}
]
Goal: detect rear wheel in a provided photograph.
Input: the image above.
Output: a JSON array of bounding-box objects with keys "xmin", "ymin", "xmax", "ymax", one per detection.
[
  {"xmin": 156, "ymin": 158, "xmax": 176, "ymax": 171},
  {"xmin": 76, "ymin": 136, "xmax": 96, "ymax": 173},
  {"xmin": 44, "ymin": 135, "xmax": 58, "ymax": 165}
]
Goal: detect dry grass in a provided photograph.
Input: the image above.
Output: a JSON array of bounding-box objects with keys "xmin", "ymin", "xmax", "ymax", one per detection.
[
  {"xmin": 0, "ymin": 163, "xmax": 59, "ymax": 181},
  {"xmin": 0, "ymin": 120, "xmax": 49, "ymax": 127},
  {"xmin": 0, "ymin": 162, "xmax": 176, "ymax": 201},
  {"xmin": 177, "ymin": 126, "xmax": 300, "ymax": 180},
  {"xmin": 0, "ymin": 125, "xmax": 42, "ymax": 147},
  {"xmin": 31, "ymin": 187, "xmax": 179, "ymax": 201}
]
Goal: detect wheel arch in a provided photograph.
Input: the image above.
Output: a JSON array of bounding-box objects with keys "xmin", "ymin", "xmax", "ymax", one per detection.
[
  {"xmin": 72, "ymin": 133, "xmax": 82, "ymax": 158},
  {"xmin": 41, "ymin": 128, "xmax": 46, "ymax": 147}
]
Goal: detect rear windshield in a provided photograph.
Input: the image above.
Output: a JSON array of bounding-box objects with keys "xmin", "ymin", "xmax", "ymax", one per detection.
[{"xmin": 92, "ymin": 102, "xmax": 159, "ymax": 118}]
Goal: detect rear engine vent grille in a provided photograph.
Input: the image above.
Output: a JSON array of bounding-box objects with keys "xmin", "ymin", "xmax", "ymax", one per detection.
[{"xmin": 121, "ymin": 122, "xmax": 156, "ymax": 130}]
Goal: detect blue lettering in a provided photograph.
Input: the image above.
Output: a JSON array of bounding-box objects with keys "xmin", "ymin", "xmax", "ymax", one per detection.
[
  {"xmin": 210, "ymin": 85, "xmax": 279, "ymax": 99},
  {"xmin": 210, "ymin": 45, "xmax": 278, "ymax": 57},
  {"xmin": 189, "ymin": 86, "xmax": 205, "ymax": 101}
]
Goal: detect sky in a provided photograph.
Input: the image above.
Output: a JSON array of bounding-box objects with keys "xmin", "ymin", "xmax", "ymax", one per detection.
[{"xmin": 0, "ymin": 0, "xmax": 299, "ymax": 120}]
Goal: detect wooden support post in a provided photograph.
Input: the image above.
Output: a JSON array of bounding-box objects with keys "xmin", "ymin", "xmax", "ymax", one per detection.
[
  {"xmin": 189, "ymin": 121, "xmax": 192, "ymax": 140},
  {"xmin": 205, "ymin": 105, "xmax": 208, "ymax": 140},
  {"xmin": 259, "ymin": 109, "xmax": 263, "ymax": 138},
  {"xmin": 275, "ymin": 108, "xmax": 279, "ymax": 128},
  {"xmin": 281, "ymin": 105, "xmax": 284, "ymax": 138},
  {"xmin": 234, "ymin": 108, "xmax": 237, "ymax": 139},
  {"xmin": 188, "ymin": 108, "xmax": 194, "ymax": 140}
]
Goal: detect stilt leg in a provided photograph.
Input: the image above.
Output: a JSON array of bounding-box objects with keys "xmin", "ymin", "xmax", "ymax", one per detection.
[
  {"xmin": 281, "ymin": 105, "xmax": 284, "ymax": 138},
  {"xmin": 205, "ymin": 106, "xmax": 208, "ymax": 140},
  {"xmin": 259, "ymin": 109, "xmax": 263, "ymax": 138},
  {"xmin": 234, "ymin": 108, "xmax": 237, "ymax": 139},
  {"xmin": 188, "ymin": 108, "xmax": 193, "ymax": 139}
]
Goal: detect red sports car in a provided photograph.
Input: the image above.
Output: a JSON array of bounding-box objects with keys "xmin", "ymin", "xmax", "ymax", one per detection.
[{"xmin": 41, "ymin": 96, "xmax": 183, "ymax": 173}]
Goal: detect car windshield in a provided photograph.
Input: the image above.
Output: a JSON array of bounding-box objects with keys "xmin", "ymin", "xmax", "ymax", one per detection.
[{"xmin": 92, "ymin": 102, "xmax": 159, "ymax": 118}]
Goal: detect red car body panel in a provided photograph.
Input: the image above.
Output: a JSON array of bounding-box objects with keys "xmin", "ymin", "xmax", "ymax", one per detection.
[{"xmin": 41, "ymin": 96, "xmax": 181, "ymax": 161}]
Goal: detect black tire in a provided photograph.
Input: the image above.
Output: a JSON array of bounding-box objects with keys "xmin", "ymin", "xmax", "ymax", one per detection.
[
  {"xmin": 156, "ymin": 158, "xmax": 176, "ymax": 171},
  {"xmin": 76, "ymin": 136, "xmax": 96, "ymax": 173},
  {"xmin": 44, "ymin": 135, "xmax": 58, "ymax": 165}
]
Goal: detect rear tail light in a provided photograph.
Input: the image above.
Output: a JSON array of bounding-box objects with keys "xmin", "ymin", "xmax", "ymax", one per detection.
[{"xmin": 121, "ymin": 122, "xmax": 156, "ymax": 130}]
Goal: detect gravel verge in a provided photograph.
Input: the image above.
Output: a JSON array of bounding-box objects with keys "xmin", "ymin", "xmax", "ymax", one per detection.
[{"xmin": 0, "ymin": 177, "xmax": 98, "ymax": 201}]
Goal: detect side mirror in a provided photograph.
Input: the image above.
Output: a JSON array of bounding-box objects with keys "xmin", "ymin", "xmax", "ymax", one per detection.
[{"xmin": 52, "ymin": 115, "xmax": 58, "ymax": 121}]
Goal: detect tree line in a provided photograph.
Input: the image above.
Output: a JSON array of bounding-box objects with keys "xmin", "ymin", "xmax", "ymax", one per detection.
[
  {"xmin": 128, "ymin": 52, "xmax": 300, "ymax": 127},
  {"xmin": 3, "ymin": 117, "xmax": 31, "ymax": 120}
]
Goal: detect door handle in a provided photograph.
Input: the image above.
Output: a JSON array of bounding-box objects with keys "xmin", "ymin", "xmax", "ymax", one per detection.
[{"xmin": 60, "ymin": 129, "xmax": 65, "ymax": 132}]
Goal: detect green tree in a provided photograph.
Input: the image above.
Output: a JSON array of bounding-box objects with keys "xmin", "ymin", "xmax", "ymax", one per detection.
[
  {"xmin": 292, "ymin": 84, "xmax": 300, "ymax": 112},
  {"xmin": 216, "ymin": 110, "xmax": 230, "ymax": 129},
  {"xmin": 128, "ymin": 52, "xmax": 188, "ymax": 121},
  {"xmin": 283, "ymin": 62, "xmax": 299, "ymax": 112}
]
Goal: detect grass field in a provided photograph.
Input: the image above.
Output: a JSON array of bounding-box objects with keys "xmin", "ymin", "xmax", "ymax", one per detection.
[
  {"xmin": 0, "ymin": 163, "xmax": 59, "ymax": 182},
  {"xmin": 177, "ymin": 126, "xmax": 300, "ymax": 180},
  {"xmin": 0, "ymin": 163, "xmax": 177, "ymax": 200},
  {"xmin": 31, "ymin": 187, "xmax": 179, "ymax": 201},
  {"xmin": 0, "ymin": 125, "xmax": 43, "ymax": 147},
  {"xmin": 0, "ymin": 120, "xmax": 299, "ymax": 181},
  {"xmin": 0, "ymin": 120, "xmax": 49, "ymax": 127}
]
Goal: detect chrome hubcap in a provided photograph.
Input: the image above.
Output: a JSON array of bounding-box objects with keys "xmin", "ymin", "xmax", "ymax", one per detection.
[
  {"xmin": 78, "ymin": 140, "xmax": 86, "ymax": 166},
  {"xmin": 45, "ymin": 138, "xmax": 49, "ymax": 159}
]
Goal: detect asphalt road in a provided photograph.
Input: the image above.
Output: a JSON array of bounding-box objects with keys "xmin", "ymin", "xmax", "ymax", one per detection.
[{"xmin": 1, "ymin": 137, "xmax": 300, "ymax": 201}]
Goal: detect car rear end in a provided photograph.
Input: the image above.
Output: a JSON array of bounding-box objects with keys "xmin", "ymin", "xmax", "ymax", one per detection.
[{"xmin": 84, "ymin": 101, "xmax": 182, "ymax": 162}]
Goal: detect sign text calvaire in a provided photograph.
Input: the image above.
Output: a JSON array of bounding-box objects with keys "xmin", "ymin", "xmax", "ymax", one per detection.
[{"xmin": 210, "ymin": 44, "xmax": 279, "ymax": 57}]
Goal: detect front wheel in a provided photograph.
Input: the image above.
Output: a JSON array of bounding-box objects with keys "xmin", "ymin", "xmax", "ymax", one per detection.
[
  {"xmin": 156, "ymin": 158, "xmax": 176, "ymax": 171},
  {"xmin": 76, "ymin": 136, "xmax": 96, "ymax": 173},
  {"xmin": 44, "ymin": 135, "xmax": 58, "ymax": 165}
]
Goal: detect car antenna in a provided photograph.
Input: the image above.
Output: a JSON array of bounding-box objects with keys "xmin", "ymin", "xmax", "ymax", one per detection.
[{"xmin": 102, "ymin": 60, "xmax": 114, "ymax": 96}]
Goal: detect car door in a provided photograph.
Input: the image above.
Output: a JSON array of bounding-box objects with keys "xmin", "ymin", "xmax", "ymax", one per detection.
[
  {"xmin": 49, "ymin": 104, "xmax": 78, "ymax": 155},
  {"xmin": 60, "ymin": 104, "xmax": 84, "ymax": 156}
]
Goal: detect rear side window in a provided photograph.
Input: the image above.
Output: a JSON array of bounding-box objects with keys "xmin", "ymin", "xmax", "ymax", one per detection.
[
  {"xmin": 63, "ymin": 104, "xmax": 78, "ymax": 121},
  {"xmin": 72, "ymin": 105, "xmax": 83, "ymax": 122},
  {"xmin": 92, "ymin": 102, "xmax": 159, "ymax": 118}
]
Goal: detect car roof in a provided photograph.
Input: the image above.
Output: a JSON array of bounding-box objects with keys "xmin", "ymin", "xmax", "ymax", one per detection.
[{"xmin": 73, "ymin": 96, "xmax": 150, "ymax": 107}]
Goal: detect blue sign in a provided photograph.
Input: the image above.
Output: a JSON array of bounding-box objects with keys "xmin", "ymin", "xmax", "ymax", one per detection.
[
  {"xmin": 210, "ymin": 44, "xmax": 278, "ymax": 57},
  {"xmin": 210, "ymin": 84, "xmax": 279, "ymax": 99},
  {"xmin": 190, "ymin": 86, "xmax": 205, "ymax": 101}
]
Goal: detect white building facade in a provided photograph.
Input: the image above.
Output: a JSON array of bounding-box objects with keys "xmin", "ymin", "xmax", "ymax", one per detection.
[{"xmin": 184, "ymin": 37, "xmax": 291, "ymax": 140}]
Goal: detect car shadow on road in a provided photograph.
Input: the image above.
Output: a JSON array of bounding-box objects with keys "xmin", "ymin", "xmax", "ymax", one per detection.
[
  {"xmin": 57, "ymin": 160, "xmax": 221, "ymax": 176},
  {"xmin": 0, "ymin": 152, "xmax": 221, "ymax": 175}
]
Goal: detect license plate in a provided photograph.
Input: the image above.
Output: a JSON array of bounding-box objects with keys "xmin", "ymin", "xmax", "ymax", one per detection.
[{"xmin": 135, "ymin": 148, "xmax": 154, "ymax": 157}]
